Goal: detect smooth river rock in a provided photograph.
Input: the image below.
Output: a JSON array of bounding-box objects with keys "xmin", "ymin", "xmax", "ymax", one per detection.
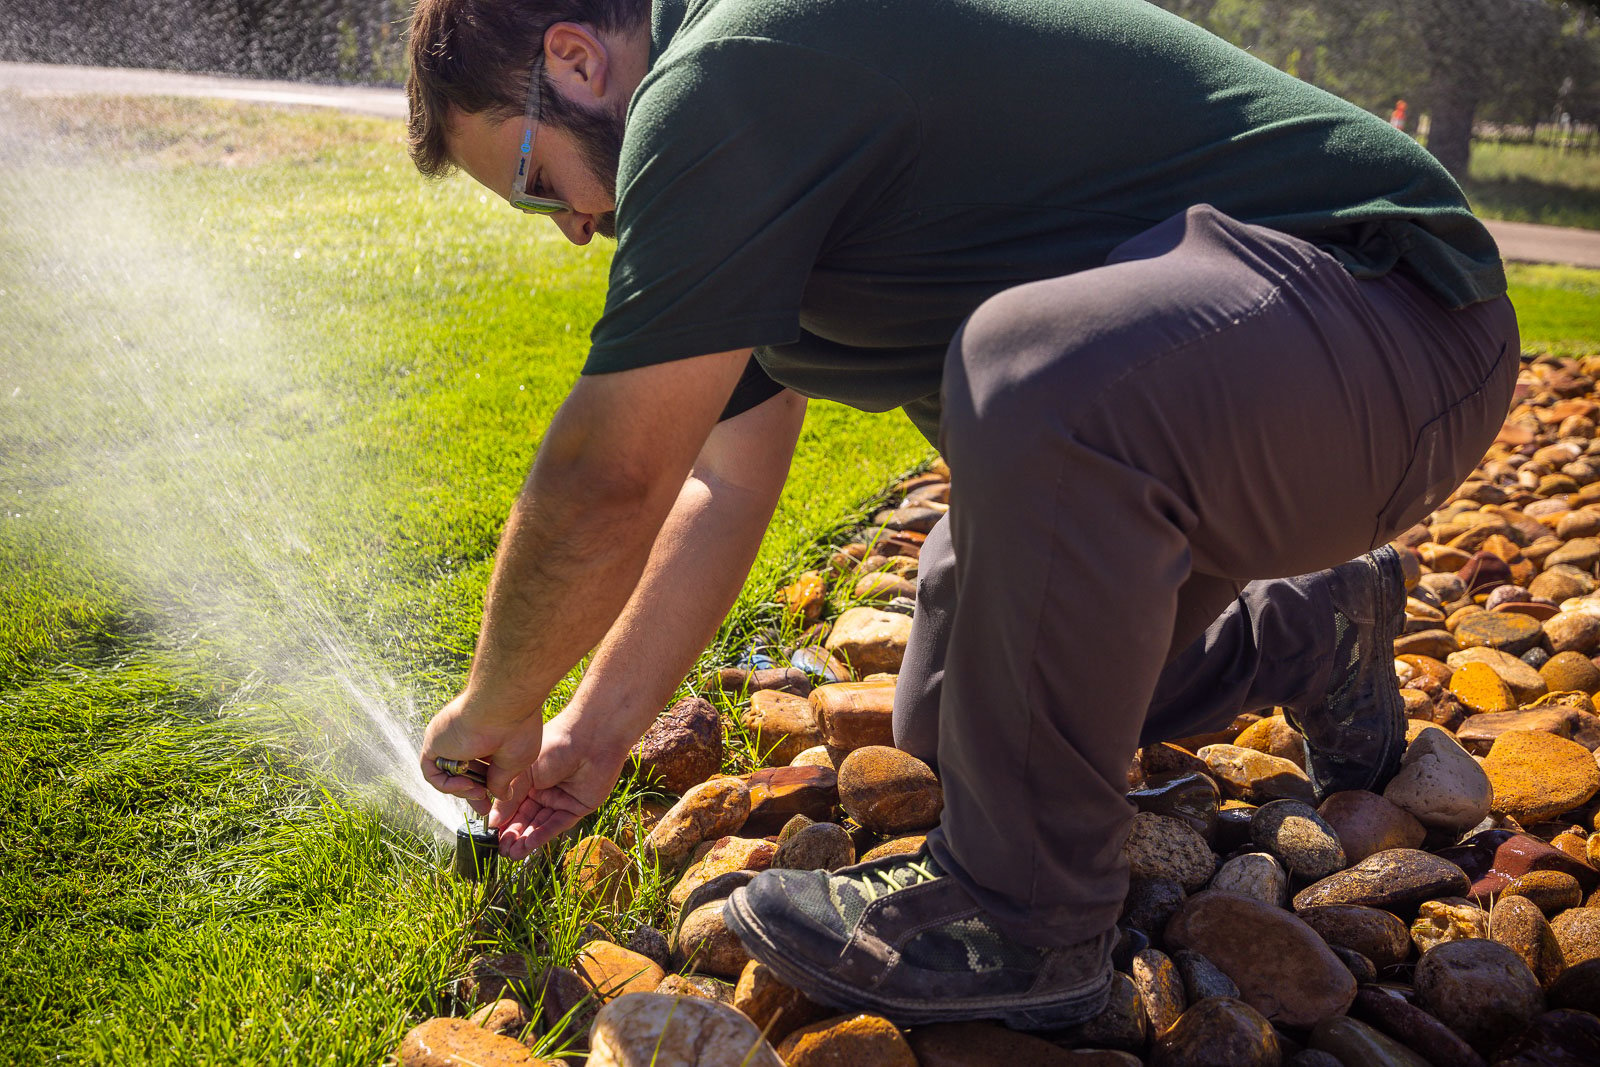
[
  {"xmin": 1197, "ymin": 744, "xmax": 1316, "ymax": 804},
  {"xmin": 644, "ymin": 778, "xmax": 751, "ymax": 870},
  {"xmin": 1165, "ymin": 890, "xmax": 1356, "ymax": 1027},
  {"xmin": 1316, "ymin": 790, "xmax": 1426, "ymax": 864},
  {"xmin": 1414, "ymin": 939, "xmax": 1547, "ymax": 1054},
  {"xmin": 1292, "ymin": 849, "xmax": 1471, "ymax": 914},
  {"xmin": 1209, "ymin": 853, "xmax": 1288, "ymax": 908},
  {"xmin": 775, "ymin": 1013, "xmax": 917, "ymax": 1066},
  {"xmin": 1149, "ymin": 997, "xmax": 1280, "ymax": 1067},
  {"xmin": 1250, "ymin": 799, "xmax": 1346, "ymax": 879},
  {"xmin": 823, "ymin": 608, "xmax": 913, "ymax": 676},
  {"xmin": 836, "ymin": 745, "xmax": 943, "ymax": 834},
  {"xmin": 1297, "ymin": 904, "xmax": 1412, "ymax": 970},
  {"xmin": 587, "ymin": 993, "xmax": 782, "ymax": 1066},
  {"xmin": 1381, "ymin": 726, "xmax": 1494, "ymax": 831}
]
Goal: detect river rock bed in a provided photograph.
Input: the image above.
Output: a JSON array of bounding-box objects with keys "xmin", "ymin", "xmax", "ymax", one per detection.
[{"xmin": 399, "ymin": 354, "xmax": 1600, "ymax": 1065}]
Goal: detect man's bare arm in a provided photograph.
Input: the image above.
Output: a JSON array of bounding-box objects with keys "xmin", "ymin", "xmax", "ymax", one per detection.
[
  {"xmin": 418, "ymin": 348, "xmax": 755, "ymax": 811},
  {"xmin": 497, "ymin": 385, "xmax": 807, "ymax": 854}
]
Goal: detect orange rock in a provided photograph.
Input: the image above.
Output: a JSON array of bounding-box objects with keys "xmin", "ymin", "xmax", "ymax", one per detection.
[
  {"xmin": 1232, "ymin": 715, "xmax": 1307, "ymax": 768},
  {"xmin": 746, "ymin": 689, "xmax": 824, "ymax": 766},
  {"xmin": 669, "ymin": 836, "xmax": 777, "ymax": 909},
  {"xmin": 574, "ymin": 941, "xmax": 667, "ymax": 1003},
  {"xmin": 398, "ymin": 1017, "xmax": 550, "ymax": 1067},
  {"xmin": 809, "ymin": 680, "xmax": 897, "ymax": 750},
  {"xmin": 644, "ymin": 778, "xmax": 752, "ymax": 869},
  {"xmin": 837, "ymin": 746, "xmax": 944, "ymax": 834},
  {"xmin": 733, "ymin": 960, "xmax": 830, "ymax": 1044},
  {"xmin": 1448, "ymin": 661, "xmax": 1515, "ymax": 714},
  {"xmin": 775, "ymin": 1014, "xmax": 918, "ymax": 1067},
  {"xmin": 1484, "ymin": 730, "xmax": 1600, "ymax": 822},
  {"xmin": 778, "ymin": 571, "xmax": 827, "ymax": 624},
  {"xmin": 565, "ymin": 836, "xmax": 636, "ymax": 911}
]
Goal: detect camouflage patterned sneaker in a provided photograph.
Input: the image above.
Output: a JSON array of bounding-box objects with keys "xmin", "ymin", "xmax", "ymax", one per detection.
[
  {"xmin": 722, "ymin": 848, "xmax": 1114, "ymax": 1029},
  {"xmin": 1283, "ymin": 544, "xmax": 1408, "ymax": 801}
]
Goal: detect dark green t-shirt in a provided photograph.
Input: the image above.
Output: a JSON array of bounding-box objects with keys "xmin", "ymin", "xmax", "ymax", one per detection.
[{"xmin": 586, "ymin": 0, "xmax": 1505, "ymax": 442}]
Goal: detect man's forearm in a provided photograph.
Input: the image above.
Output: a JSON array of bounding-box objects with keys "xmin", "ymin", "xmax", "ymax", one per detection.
[
  {"xmin": 563, "ymin": 461, "xmax": 783, "ymax": 753},
  {"xmin": 464, "ymin": 463, "xmax": 677, "ymax": 720}
]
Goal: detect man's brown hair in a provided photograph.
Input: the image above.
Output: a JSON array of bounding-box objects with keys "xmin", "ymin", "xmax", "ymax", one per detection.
[{"xmin": 406, "ymin": 0, "xmax": 649, "ymax": 179}]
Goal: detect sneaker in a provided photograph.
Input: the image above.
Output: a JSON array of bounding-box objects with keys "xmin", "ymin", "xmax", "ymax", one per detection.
[
  {"xmin": 722, "ymin": 847, "xmax": 1114, "ymax": 1029},
  {"xmin": 1283, "ymin": 544, "xmax": 1408, "ymax": 801}
]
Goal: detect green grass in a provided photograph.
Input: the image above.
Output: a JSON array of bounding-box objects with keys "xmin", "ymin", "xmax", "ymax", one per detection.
[
  {"xmin": 0, "ymin": 94, "xmax": 929, "ymax": 1065},
  {"xmin": 2, "ymin": 95, "xmax": 1598, "ymax": 1065},
  {"xmin": 1465, "ymin": 140, "xmax": 1600, "ymax": 230}
]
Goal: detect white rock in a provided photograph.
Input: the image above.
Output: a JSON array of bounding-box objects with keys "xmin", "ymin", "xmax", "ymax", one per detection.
[
  {"xmin": 1209, "ymin": 852, "xmax": 1289, "ymax": 907},
  {"xmin": 1383, "ymin": 727, "xmax": 1494, "ymax": 831}
]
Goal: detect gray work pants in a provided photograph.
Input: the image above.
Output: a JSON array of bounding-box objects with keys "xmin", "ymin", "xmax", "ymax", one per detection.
[{"xmin": 892, "ymin": 204, "xmax": 1520, "ymax": 947}]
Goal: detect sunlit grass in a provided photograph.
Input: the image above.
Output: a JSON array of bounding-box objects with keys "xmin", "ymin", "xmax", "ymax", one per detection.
[
  {"xmin": 1466, "ymin": 140, "xmax": 1600, "ymax": 230},
  {"xmin": 0, "ymin": 94, "xmax": 928, "ymax": 1065}
]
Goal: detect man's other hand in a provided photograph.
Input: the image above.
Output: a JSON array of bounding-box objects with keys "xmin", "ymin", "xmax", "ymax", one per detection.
[{"xmin": 493, "ymin": 705, "xmax": 630, "ymax": 858}]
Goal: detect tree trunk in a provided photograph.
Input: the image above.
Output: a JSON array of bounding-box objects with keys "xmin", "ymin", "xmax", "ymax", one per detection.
[{"xmin": 1426, "ymin": 67, "xmax": 1481, "ymax": 178}]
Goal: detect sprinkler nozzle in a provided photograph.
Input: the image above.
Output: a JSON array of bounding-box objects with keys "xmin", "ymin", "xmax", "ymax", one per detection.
[
  {"xmin": 455, "ymin": 818, "xmax": 499, "ymax": 882},
  {"xmin": 436, "ymin": 757, "xmax": 490, "ymax": 786}
]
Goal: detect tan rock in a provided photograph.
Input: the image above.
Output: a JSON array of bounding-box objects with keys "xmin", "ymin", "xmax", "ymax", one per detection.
[
  {"xmin": 1551, "ymin": 907, "xmax": 1600, "ymax": 967},
  {"xmin": 771, "ymin": 821, "xmax": 856, "ymax": 871},
  {"xmin": 1410, "ymin": 898, "xmax": 1490, "ymax": 954},
  {"xmin": 789, "ymin": 745, "xmax": 839, "ymax": 771},
  {"xmin": 1542, "ymin": 651, "xmax": 1600, "ymax": 695},
  {"xmin": 1484, "ymin": 730, "xmax": 1600, "ymax": 822},
  {"xmin": 668, "ymin": 836, "xmax": 776, "ymax": 909},
  {"xmin": 836, "ymin": 745, "xmax": 943, "ymax": 834},
  {"xmin": 809, "ymin": 680, "xmax": 897, "ymax": 751},
  {"xmin": 1231, "ymin": 715, "xmax": 1306, "ymax": 768},
  {"xmin": 1150, "ymin": 998, "xmax": 1279, "ymax": 1067},
  {"xmin": 824, "ymin": 607, "xmax": 913, "ymax": 676},
  {"xmin": 1196, "ymin": 744, "xmax": 1315, "ymax": 804},
  {"xmin": 587, "ymin": 993, "xmax": 782, "ymax": 1067},
  {"xmin": 1547, "ymin": 610, "xmax": 1600, "ymax": 654},
  {"xmin": 574, "ymin": 941, "xmax": 667, "ymax": 1004},
  {"xmin": 1125, "ymin": 812, "xmax": 1218, "ymax": 892},
  {"xmin": 1490, "ymin": 894, "xmax": 1564, "ymax": 988},
  {"xmin": 644, "ymin": 778, "xmax": 752, "ymax": 870},
  {"xmin": 565, "ymin": 836, "xmax": 636, "ymax": 911},
  {"xmin": 466, "ymin": 999, "xmax": 533, "ymax": 1039},
  {"xmin": 1382, "ymin": 726, "xmax": 1494, "ymax": 831},
  {"xmin": 861, "ymin": 834, "xmax": 927, "ymax": 862},
  {"xmin": 746, "ymin": 689, "xmax": 824, "ymax": 766},
  {"xmin": 399, "ymin": 1017, "xmax": 549, "ymax": 1067},
  {"xmin": 1297, "ymin": 904, "xmax": 1412, "ymax": 970},
  {"xmin": 674, "ymin": 900, "xmax": 751, "ymax": 979},
  {"xmin": 733, "ymin": 960, "xmax": 829, "ymax": 1044},
  {"xmin": 776, "ymin": 1014, "xmax": 917, "ymax": 1066}
]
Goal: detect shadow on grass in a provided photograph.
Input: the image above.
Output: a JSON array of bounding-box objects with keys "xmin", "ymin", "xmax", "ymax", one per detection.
[{"xmin": 1465, "ymin": 175, "xmax": 1600, "ymax": 231}]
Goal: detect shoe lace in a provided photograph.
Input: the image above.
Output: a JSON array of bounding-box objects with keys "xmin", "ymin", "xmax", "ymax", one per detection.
[{"xmin": 858, "ymin": 858, "xmax": 939, "ymax": 904}]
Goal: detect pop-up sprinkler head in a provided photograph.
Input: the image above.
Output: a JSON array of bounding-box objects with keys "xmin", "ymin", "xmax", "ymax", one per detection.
[{"xmin": 455, "ymin": 818, "xmax": 499, "ymax": 882}]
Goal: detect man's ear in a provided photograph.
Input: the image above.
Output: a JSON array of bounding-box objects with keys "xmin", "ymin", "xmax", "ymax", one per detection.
[{"xmin": 543, "ymin": 22, "xmax": 610, "ymax": 103}]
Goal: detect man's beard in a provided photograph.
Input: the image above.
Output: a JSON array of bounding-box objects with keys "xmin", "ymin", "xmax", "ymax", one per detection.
[{"xmin": 541, "ymin": 83, "xmax": 626, "ymax": 239}]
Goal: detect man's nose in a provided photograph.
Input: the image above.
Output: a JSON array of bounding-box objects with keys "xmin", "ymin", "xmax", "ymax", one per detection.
[{"xmin": 552, "ymin": 212, "xmax": 595, "ymax": 245}]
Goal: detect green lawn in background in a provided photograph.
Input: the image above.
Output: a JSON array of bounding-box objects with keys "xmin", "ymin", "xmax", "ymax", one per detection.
[
  {"xmin": 1, "ymin": 97, "xmax": 1597, "ymax": 1065},
  {"xmin": 1466, "ymin": 140, "xmax": 1600, "ymax": 230}
]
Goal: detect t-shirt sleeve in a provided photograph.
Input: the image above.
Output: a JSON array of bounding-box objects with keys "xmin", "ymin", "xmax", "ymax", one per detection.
[
  {"xmin": 584, "ymin": 41, "xmax": 918, "ymax": 375},
  {"xmin": 717, "ymin": 353, "xmax": 786, "ymax": 422}
]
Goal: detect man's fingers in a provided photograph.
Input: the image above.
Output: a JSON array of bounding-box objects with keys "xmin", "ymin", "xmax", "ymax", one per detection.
[{"xmin": 487, "ymin": 769, "xmax": 532, "ymax": 830}]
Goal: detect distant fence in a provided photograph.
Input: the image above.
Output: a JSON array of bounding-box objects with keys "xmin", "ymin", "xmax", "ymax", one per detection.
[
  {"xmin": 1475, "ymin": 121, "xmax": 1600, "ymax": 155},
  {"xmin": 0, "ymin": 0, "xmax": 409, "ymax": 85}
]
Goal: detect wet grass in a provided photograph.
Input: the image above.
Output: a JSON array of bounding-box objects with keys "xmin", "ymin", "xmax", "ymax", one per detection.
[{"xmin": 1, "ymin": 95, "xmax": 1597, "ymax": 1065}]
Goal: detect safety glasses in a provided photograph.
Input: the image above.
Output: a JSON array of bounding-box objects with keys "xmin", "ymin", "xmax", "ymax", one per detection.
[{"xmin": 510, "ymin": 56, "xmax": 572, "ymax": 215}]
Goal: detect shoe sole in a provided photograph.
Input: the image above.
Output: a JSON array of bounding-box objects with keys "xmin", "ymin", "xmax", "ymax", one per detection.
[{"xmin": 722, "ymin": 889, "xmax": 1113, "ymax": 1030}]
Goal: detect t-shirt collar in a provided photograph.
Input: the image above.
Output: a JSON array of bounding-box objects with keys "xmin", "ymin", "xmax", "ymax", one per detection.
[{"xmin": 650, "ymin": 0, "xmax": 691, "ymax": 67}]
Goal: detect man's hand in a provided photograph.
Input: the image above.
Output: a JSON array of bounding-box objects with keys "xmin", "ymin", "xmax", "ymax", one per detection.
[
  {"xmin": 493, "ymin": 705, "xmax": 632, "ymax": 858},
  {"xmin": 418, "ymin": 693, "xmax": 545, "ymax": 820}
]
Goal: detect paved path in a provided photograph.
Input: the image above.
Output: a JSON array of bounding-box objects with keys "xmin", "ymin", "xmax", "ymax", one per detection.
[
  {"xmin": 5, "ymin": 61, "xmax": 1600, "ymax": 269},
  {"xmin": 0, "ymin": 61, "xmax": 405, "ymax": 119}
]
